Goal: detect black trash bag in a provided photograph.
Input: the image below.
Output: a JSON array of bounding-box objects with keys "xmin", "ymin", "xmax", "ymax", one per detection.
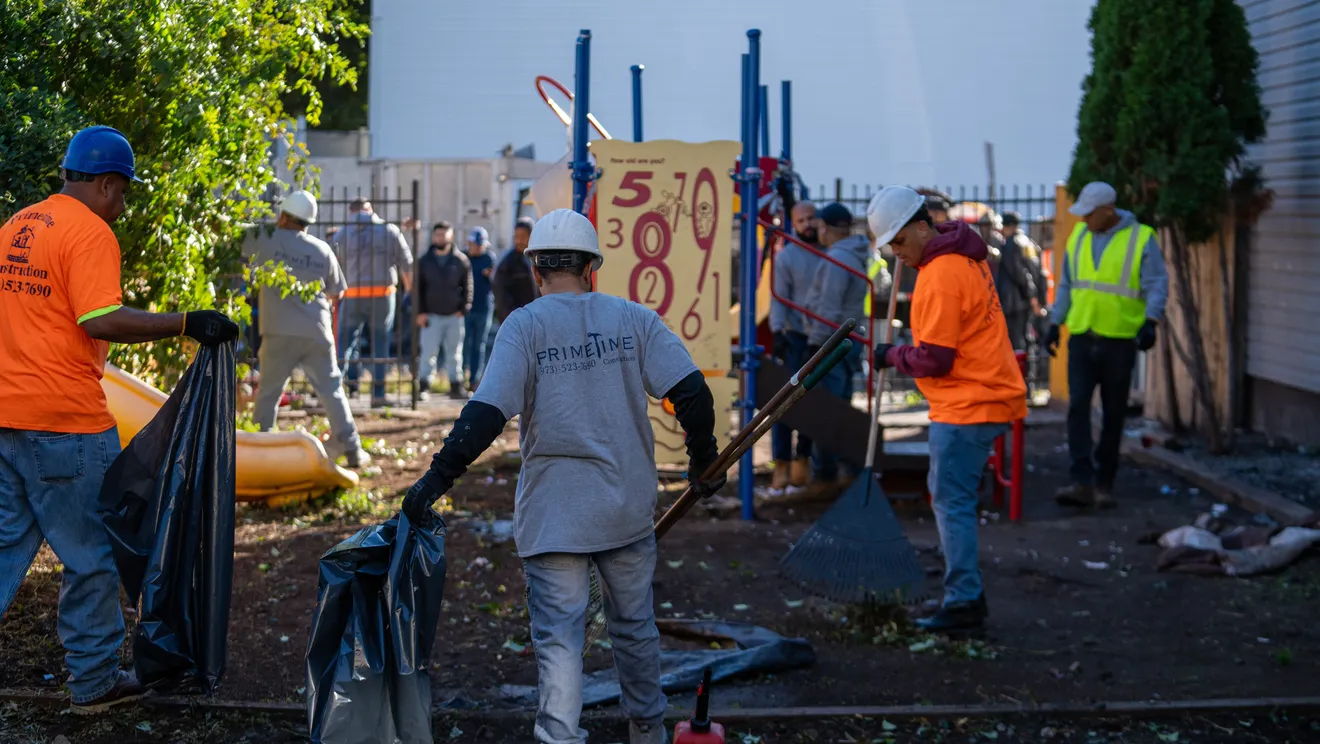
[
  {"xmin": 306, "ymin": 511, "xmax": 447, "ymax": 744},
  {"xmin": 98, "ymin": 342, "xmax": 237, "ymax": 693}
]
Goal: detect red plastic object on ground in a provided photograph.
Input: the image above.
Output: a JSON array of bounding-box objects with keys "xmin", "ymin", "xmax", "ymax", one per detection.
[
  {"xmin": 674, "ymin": 668, "xmax": 724, "ymax": 744},
  {"xmin": 988, "ymin": 350, "xmax": 1029, "ymax": 521}
]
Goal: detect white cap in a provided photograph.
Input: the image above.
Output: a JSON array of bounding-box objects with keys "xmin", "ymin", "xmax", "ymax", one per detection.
[
  {"xmin": 1069, "ymin": 182, "xmax": 1117, "ymax": 217},
  {"xmin": 526, "ymin": 208, "xmax": 604, "ymax": 271},
  {"xmin": 279, "ymin": 190, "xmax": 318, "ymax": 224},
  {"xmin": 866, "ymin": 186, "xmax": 926, "ymax": 247}
]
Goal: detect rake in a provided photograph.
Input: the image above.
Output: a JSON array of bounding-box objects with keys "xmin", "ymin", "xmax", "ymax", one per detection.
[
  {"xmin": 573, "ymin": 321, "xmax": 859, "ymax": 653},
  {"xmin": 778, "ymin": 262, "xmax": 927, "ymax": 606}
]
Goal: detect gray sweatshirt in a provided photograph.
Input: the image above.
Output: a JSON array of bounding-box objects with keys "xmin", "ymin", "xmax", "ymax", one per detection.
[
  {"xmin": 769, "ymin": 242, "xmax": 817, "ymax": 336},
  {"xmin": 1052, "ymin": 209, "xmax": 1169, "ymax": 327},
  {"xmin": 806, "ymin": 233, "xmax": 872, "ymax": 346}
]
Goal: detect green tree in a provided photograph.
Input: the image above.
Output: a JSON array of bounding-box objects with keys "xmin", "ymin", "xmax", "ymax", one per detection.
[
  {"xmin": 1068, "ymin": 0, "xmax": 1266, "ymax": 452},
  {"xmin": 0, "ymin": 0, "xmax": 366, "ymax": 387}
]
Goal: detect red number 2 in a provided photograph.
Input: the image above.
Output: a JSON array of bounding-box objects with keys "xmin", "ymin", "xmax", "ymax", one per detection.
[{"xmin": 612, "ymin": 171, "xmax": 653, "ymax": 208}]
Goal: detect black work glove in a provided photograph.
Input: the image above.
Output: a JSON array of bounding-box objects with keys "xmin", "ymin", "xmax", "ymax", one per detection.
[
  {"xmin": 873, "ymin": 343, "xmax": 895, "ymax": 370},
  {"xmin": 1136, "ymin": 319, "xmax": 1158, "ymax": 352},
  {"xmin": 1046, "ymin": 324, "xmax": 1061, "ymax": 357},
  {"xmin": 183, "ymin": 310, "xmax": 240, "ymax": 345},
  {"xmin": 772, "ymin": 331, "xmax": 789, "ymax": 361},
  {"xmin": 687, "ymin": 440, "xmax": 726, "ymax": 498},
  {"xmin": 402, "ymin": 473, "xmax": 447, "ymax": 525}
]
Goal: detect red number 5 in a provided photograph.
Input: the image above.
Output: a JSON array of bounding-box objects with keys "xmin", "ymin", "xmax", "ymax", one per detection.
[{"xmin": 612, "ymin": 171, "xmax": 653, "ymax": 208}]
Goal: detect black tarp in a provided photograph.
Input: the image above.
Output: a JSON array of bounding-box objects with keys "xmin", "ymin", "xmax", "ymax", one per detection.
[
  {"xmin": 98, "ymin": 343, "xmax": 237, "ymax": 693},
  {"xmin": 306, "ymin": 512, "xmax": 447, "ymax": 744},
  {"xmin": 498, "ymin": 620, "xmax": 815, "ymax": 708}
]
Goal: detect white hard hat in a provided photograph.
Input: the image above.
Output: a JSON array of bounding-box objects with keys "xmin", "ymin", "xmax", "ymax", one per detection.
[
  {"xmin": 526, "ymin": 208, "xmax": 604, "ymax": 271},
  {"xmin": 866, "ymin": 186, "xmax": 925, "ymax": 247},
  {"xmin": 279, "ymin": 190, "xmax": 318, "ymax": 225}
]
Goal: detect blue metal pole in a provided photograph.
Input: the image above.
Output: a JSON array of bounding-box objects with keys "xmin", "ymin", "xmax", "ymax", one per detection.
[
  {"xmin": 759, "ymin": 84, "xmax": 770, "ymax": 158},
  {"xmin": 571, "ymin": 29, "xmax": 594, "ymax": 215},
  {"xmin": 781, "ymin": 80, "xmax": 792, "ymax": 162},
  {"xmin": 739, "ymin": 30, "xmax": 762, "ymax": 521},
  {"xmin": 631, "ymin": 64, "xmax": 644, "ymax": 142}
]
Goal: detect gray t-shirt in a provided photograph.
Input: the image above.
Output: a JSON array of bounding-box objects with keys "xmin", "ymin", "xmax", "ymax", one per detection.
[
  {"xmin": 473, "ymin": 292, "xmax": 699, "ymax": 557},
  {"xmin": 242, "ymin": 227, "xmax": 347, "ymax": 341}
]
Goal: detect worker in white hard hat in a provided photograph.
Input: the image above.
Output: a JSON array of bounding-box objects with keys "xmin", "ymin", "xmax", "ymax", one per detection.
[
  {"xmin": 866, "ymin": 186, "xmax": 1026, "ymax": 635},
  {"xmin": 241, "ymin": 190, "xmax": 370, "ymax": 467},
  {"xmin": 402, "ymin": 208, "xmax": 724, "ymax": 744},
  {"xmin": 1047, "ymin": 181, "xmax": 1168, "ymax": 509}
]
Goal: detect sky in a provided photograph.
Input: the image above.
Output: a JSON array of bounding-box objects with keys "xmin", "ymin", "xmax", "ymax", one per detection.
[{"xmin": 369, "ymin": 0, "xmax": 1096, "ymax": 192}]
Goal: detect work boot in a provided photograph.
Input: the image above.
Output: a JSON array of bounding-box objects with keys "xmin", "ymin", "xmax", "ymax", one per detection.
[
  {"xmin": 70, "ymin": 670, "xmax": 145, "ymax": 715},
  {"xmin": 448, "ymin": 387, "xmax": 470, "ymax": 401},
  {"xmin": 630, "ymin": 720, "xmax": 669, "ymax": 744},
  {"xmin": 914, "ymin": 595, "xmax": 988, "ymax": 636},
  {"xmin": 789, "ymin": 457, "xmax": 811, "ymax": 488},
  {"xmin": 770, "ymin": 461, "xmax": 791, "ymax": 492},
  {"xmin": 1094, "ymin": 485, "xmax": 1118, "ymax": 509},
  {"xmin": 1055, "ymin": 483, "xmax": 1095, "ymax": 507},
  {"xmin": 345, "ymin": 447, "xmax": 372, "ymax": 469}
]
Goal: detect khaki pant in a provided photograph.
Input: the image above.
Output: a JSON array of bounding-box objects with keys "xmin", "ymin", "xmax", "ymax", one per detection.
[{"xmin": 256, "ymin": 334, "xmax": 360, "ymax": 455}]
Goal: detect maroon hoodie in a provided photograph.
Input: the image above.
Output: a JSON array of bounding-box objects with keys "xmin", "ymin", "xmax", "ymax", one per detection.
[{"xmin": 884, "ymin": 222, "xmax": 989, "ymax": 378}]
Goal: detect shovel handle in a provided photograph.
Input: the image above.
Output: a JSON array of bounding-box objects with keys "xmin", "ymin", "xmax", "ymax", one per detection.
[{"xmin": 655, "ymin": 338, "xmax": 855, "ymax": 539}]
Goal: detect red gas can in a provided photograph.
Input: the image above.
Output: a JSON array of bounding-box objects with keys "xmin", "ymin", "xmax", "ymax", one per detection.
[{"xmin": 674, "ymin": 668, "xmax": 724, "ymax": 744}]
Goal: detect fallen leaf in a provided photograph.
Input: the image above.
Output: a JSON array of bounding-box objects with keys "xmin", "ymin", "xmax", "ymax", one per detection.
[
  {"xmin": 882, "ymin": 719, "xmax": 898, "ymax": 731},
  {"xmin": 659, "ymin": 602, "xmax": 673, "ymax": 610},
  {"xmin": 733, "ymin": 604, "xmax": 749, "ymax": 611},
  {"xmin": 784, "ymin": 599, "xmax": 805, "ymax": 608},
  {"xmin": 501, "ymin": 639, "xmax": 526, "ymax": 653},
  {"xmin": 908, "ymin": 639, "xmax": 937, "ymax": 653},
  {"xmin": 666, "ymin": 560, "xmax": 684, "ymax": 569},
  {"xmin": 449, "ymin": 725, "xmax": 464, "ymax": 739}
]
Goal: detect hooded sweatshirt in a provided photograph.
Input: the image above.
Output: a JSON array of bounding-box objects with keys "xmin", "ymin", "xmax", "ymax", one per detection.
[
  {"xmin": 806, "ymin": 233, "xmax": 872, "ymax": 346},
  {"xmin": 885, "ymin": 221, "xmax": 1026, "ymax": 425}
]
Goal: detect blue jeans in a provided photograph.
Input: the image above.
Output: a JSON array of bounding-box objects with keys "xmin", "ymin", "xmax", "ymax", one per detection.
[
  {"xmin": 523, "ymin": 534, "xmax": 664, "ymax": 744},
  {"xmin": 464, "ymin": 305, "xmax": 494, "ymax": 383},
  {"xmin": 811, "ymin": 342, "xmax": 862, "ymax": 479},
  {"xmin": 770, "ymin": 331, "xmax": 814, "ymax": 463},
  {"xmin": 927, "ymin": 421, "xmax": 1009, "ymax": 606},
  {"xmin": 337, "ymin": 295, "xmax": 396, "ymax": 398},
  {"xmin": 0, "ymin": 427, "xmax": 125, "ymax": 702},
  {"xmin": 416, "ymin": 313, "xmax": 465, "ymax": 387}
]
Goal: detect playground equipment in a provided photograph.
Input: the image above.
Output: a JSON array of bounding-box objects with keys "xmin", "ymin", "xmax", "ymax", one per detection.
[
  {"xmin": 534, "ymin": 27, "xmax": 1027, "ymax": 522},
  {"xmin": 103, "ymin": 365, "xmax": 358, "ymax": 506}
]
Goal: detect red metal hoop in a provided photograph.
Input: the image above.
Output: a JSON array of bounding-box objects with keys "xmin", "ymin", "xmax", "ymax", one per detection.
[{"xmin": 534, "ymin": 75, "xmax": 612, "ymax": 140}]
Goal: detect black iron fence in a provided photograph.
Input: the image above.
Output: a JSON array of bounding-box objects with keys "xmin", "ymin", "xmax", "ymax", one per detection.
[
  {"xmin": 243, "ymin": 182, "xmax": 425, "ymax": 412},
  {"xmin": 801, "ymin": 181, "xmax": 1059, "ymax": 401}
]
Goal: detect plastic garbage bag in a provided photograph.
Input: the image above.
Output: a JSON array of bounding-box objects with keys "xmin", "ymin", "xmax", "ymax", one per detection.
[
  {"xmin": 98, "ymin": 343, "xmax": 237, "ymax": 693},
  {"xmin": 498, "ymin": 619, "xmax": 815, "ymax": 708},
  {"xmin": 306, "ymin": 512, "xmax": 447, "ymax": 744}
]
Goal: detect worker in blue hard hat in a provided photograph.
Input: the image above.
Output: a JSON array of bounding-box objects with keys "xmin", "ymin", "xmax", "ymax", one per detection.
[{"xmin": 0, "ymin": 125, "xmax": 239, "ymax": 714}]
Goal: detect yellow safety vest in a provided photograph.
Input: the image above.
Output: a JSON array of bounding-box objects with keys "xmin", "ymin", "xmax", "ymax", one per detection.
[
  {"xmin": 862, "ymin": 254, "xmax": 889, "ymax": 318},
  {"xmin": 1063, "ymin": 221, "xmax": 1152, "ymax": 339}
]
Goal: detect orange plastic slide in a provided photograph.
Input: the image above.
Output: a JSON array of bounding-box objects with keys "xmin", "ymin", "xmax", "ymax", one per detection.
[{"xmin": 101, "ymin": 365, "xmax": 359, "ymax": 505}]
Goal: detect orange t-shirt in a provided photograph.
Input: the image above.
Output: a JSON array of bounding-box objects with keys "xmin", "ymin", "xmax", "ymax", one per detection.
[
  {"xmin": 0, "ymin": 195, "xmax": 124, "ymax": 434},
  {"xmin": 910, "ymin": 254, "xmax": 1028, "ymax": 425}
]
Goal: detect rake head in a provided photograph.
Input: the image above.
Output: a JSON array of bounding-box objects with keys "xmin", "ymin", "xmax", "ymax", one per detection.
[{"xmin": 779, "ymin": 471, "xmax": 929, "ymax": 606}]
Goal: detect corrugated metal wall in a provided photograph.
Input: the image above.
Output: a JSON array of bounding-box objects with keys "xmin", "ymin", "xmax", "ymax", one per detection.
[{"xmin": 1243, "ymin": 0, "xmax": 1320, "ymax": 395}]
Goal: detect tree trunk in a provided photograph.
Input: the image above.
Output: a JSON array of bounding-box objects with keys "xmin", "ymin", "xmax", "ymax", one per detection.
[
  {"xmin": 1168, "ymin": 226, "xmax": 1224, "ymax": 453},
  {"xmin": 1217, "ymin": 230, "xmax": 1237, "ymax": 450}
]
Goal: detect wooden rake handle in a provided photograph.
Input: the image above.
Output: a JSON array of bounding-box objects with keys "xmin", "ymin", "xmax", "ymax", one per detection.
[{"xmin": 655, "ymin": 320, "xmax": 858, "ymax": 539}]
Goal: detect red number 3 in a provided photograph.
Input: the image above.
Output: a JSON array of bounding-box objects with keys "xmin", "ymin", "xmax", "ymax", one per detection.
[{"xmin": 628, "ymin": 212, "xmax": 674, "ymax": 316}]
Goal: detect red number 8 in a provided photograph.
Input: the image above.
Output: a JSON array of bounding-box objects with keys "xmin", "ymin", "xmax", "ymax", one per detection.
[{"xmin": 628, "ymin": 212, "xmax": 675, "ymax": 316}]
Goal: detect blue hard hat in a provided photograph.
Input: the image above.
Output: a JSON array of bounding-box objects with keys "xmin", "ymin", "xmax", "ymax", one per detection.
[{"xmin": 61, "ymin": 125, "xmax": 143, "ymax": 183}]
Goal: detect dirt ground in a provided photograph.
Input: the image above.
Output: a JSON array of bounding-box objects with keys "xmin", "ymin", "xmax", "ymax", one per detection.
[
  {"xmin": 1175, "ymin": 431, "xmax": 1320, "ymax": 510},
  {"xmin": 2, "ymin": 402, "xmax": 1318, "ymax": 733},
  {"xmin": 3, "ymin": 703, "xmax": 1319, "ymax": 744}
]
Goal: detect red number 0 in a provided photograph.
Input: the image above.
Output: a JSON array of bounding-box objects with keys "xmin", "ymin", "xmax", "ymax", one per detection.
[
  {"xmin": 613, "ymin": 171, "xmax": 653, "ymax": 208},
  {"xmin": 628, "ymin": 212, "xmax": 674, "ymax": 316}
]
